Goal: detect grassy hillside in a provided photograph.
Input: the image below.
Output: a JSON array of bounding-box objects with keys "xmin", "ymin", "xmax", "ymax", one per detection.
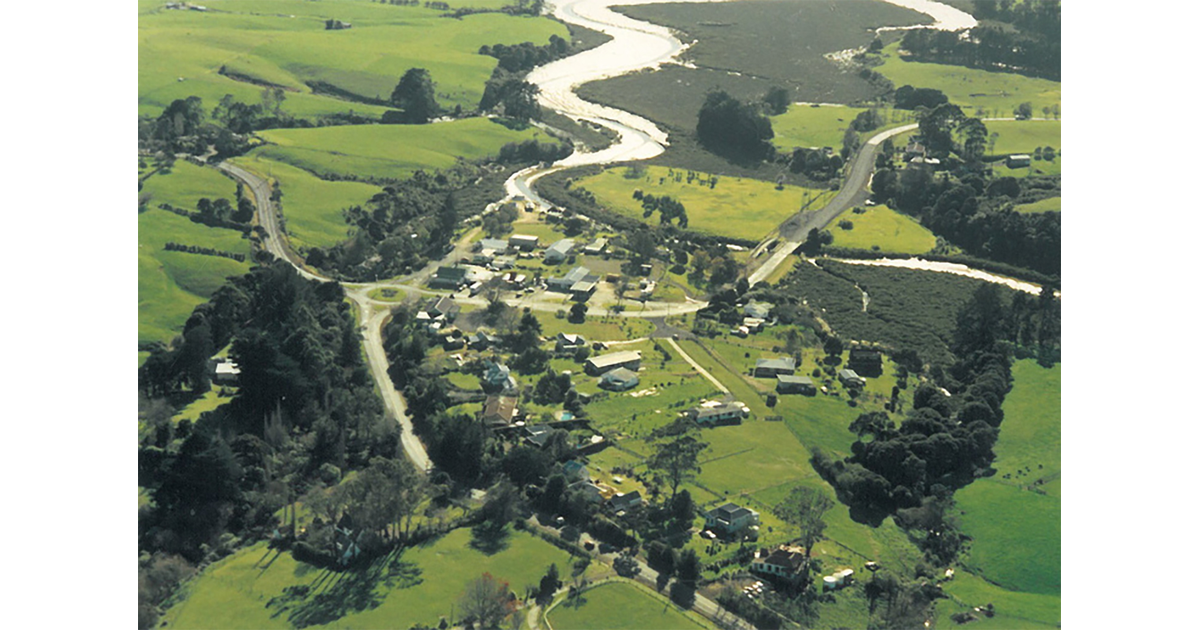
[
  {"xmin": 138, "ymin": 162, "xmax": 252, "ymax": 347},
  {"xmin": 139, "ymin": 0, "xmax": 568, "ymax": 118},
  {"xmin": 771, "ymin": 104, "xmax": 916, "ymax": 152},
  {"xmin": 164, "ymin": 527, "xmax": 575, "ymax": 629},
  {"xmin": 252, "ymin": 118, "xmax": 550, "ymax": 181},
  {"xmin": 575, "ymin": 165, "xmax": 833, "ymax": 242}
]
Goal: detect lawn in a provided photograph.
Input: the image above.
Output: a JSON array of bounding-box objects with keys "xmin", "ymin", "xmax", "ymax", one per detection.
[
  {"xmin": 252, "ymin": 118, "xmax": 551, "ymax": 181},
  {"xmin": 875, "ymin": 42, "xmax": 1061, "ymax": 118},
  {"xmin": 831, "ymin": 204, "xmax": 938, "ymax": 254},
  {"xmin": 771, "ymin": 105, "xmax": 916, "ymax": 152},
  {"xmin": 575, "ymin": 165, "xmax": 832, "ymax": 242},
  {"xmin": 986, "ymin": 120, "xmax": 1061, "ymax": 155},
  {"xmin": 139, "ymin": 0, "xmax": 568, "ymax": 118},
  {"xmin": 138, "ymin": 163, "xmax": 254, "ymax": 347},
  {"xmin": 547, "ymin": 580, "xmax": 710, "ymax": 630},
  {"xmin": 955, "ymin": 360, "xmax": 1060, "ymax": 596},
  {"xmin": 164, "ymin": 527, "xmax": 575, "ymax": 629}
]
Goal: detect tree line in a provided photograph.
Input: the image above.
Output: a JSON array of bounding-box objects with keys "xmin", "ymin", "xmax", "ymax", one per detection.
[{"xmin": 162, "ymin": 242, "xmax": 247, "ymax": 262}]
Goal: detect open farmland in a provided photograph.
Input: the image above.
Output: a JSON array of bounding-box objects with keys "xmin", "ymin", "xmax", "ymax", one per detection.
[
  {"xmin": 1015, "ymin": 196, "xmax": 1061, "ymax": 214},
  {"xmin": 574, "ymin": 165, "xmax": 833, "ymax": 242},
  {"xmin": 831, "ymin": 204, "xmax": 938, "ymax": 254},
  {"xmin": 138, "ymin": 162, "xmax": 252, "ymax": 347},
  {"xmin": 163, "ymin": 528, "xmax": 574, "ymax": 629},
  {"xmin": 252, "ymin": 118, "xmax": 551, "ymax": 181},
  {"xmin": 876, "ymin": 42, "xmax": 1061, "ymax": 118},
  {"xmin": 139, "ymin": 0, "xmax": 567, "ymax": 118}
]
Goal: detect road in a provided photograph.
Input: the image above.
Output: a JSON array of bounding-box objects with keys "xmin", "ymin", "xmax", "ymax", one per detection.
[{"xmin": 665, "ymin": 338, "xmax": 729, "ymax": 395}]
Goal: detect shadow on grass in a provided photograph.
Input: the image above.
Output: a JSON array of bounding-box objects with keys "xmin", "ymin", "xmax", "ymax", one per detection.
[
  {"xmin": 266, "ymin": 547, "xmax": 423, "ymax": 628},
  {"xmin": 469, "ymin": 521, "xmax": 512, "ymax": 555},
  {"xmin": 560, "ymin": 588, "xmax": 589, "ymax": 610}
]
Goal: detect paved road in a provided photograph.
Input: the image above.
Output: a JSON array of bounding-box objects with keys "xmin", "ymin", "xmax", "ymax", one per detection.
[{"xmin": 666, "ymin": 337, "xmax": 729, "ymax": 395}]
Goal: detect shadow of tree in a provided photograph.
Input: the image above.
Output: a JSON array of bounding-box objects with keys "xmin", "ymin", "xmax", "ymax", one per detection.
[
  {"xmin": 266, "ymin": 548, "xmax": 423, "ymax": 628},
  {"xmin": 468, "ymin": 521, "xmax": 511, "ymax": 555}
]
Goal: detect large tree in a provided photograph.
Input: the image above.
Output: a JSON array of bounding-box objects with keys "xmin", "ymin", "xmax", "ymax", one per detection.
[
  {"xmin": 459, "ymin": 573, "xmax": 516, "ymax": 629},
  {"xmin": 646, "ymin": 421, "xmax": 708, "ymax": 500},
  {"xmin": 390, "ymin": 68, "xmax": 440, "ymax": 123},
  {"xmin": 774, "ymin": 485, "xmax": 834, "ymax": 580},
  {"xmin": 696, "ymin": 90, "xmax": 774, "ymax": 160}
]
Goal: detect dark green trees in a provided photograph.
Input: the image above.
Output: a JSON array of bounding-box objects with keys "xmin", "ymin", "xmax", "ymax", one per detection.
[
  {"xmin": 390, "ymin": 68, "xmax": 440, "ymax": 123},
  {"xmin": 696, "ymin": 90, "xmax": 774, "ymax": 161}
]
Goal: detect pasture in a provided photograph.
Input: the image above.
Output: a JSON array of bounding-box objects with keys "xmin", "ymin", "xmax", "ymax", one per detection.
[
  {"xmin": 831, "ymin": 204, "xmax": 937, "ymax": 254},
  {"xmin": 575, "ymin": 165, "xmax": 833, "ymax": 242},
  {"xmin": 252, "ymin": 118, "xmax": 550, "ymax": 181},
  {"xmin": 771, "ymin": 105, "xmax": 916, "ymax": 152},
  {"xmin": 1015, "ymin": 196, "xmax": 1060, "ymax": 214},
  {"xmin": 547, "ymin": 581, "xmax": 710, "ymax": 630},
  {"xmin": 138, "ymin": 163, "xmax": 252, "ymax": 347},
  {"xmin": 139, "ymin": 0, "xmax": 568, "ymax": 118},
  {"xmin": 163, "ymin": 527, "xmax": 575, "ymax": 629},
  {"xmin": 875, "ymin": 43, "xmax": 1061, "ymax": 118},
  {"xmin": 955, "ymin": 360, "xmax": 1060, "ymax": 596}
]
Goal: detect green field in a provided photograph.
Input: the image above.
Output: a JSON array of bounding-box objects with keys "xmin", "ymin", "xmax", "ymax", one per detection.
[
  {"xmin": 253, "ymin": 118, "xmax": 551, "ymax": 181},
  {"xmin": 164, "ymin": 527, "xmax": 575, "ymax": 629},
  {"xmin": 575, "ymin": 165, "xmax": 832, "ymax": 242},
  {"xmin": 876, "ymin": 42, "xmax": 1061, "ymax": 118},
  {"xmin": 138, "ymin": 162, "xmax": 253, "ymax": 346},
  {"xmin": 547, "ymin": 581, "xmax": 709, "ymax": 630},
  {"xmin": 139, "ymin": 0, "xmax": 568, "ymax": 118},
  {"xmin": 831, "ymin": 204, "xmax": 937, "ymax": 254},
  {"xmin": 771, "ymin": 104, "xmax": 916, "ymax": 152},
  {"xmin": 1015, "ymin": 196, "xmax": 1061, "ymax": 214},
  {"xmin": 955, "ymin": 360, "xmax": 1060, "ymax": 598}
]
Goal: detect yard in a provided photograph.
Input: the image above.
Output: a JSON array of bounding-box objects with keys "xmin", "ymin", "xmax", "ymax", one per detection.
[
  {"xmin": 830, "ymin": 204, "xmax": 938, "ymax": 254},
  {"xmin": 546, "ymin": 580, "xmax": 711, "ymax": 630}
]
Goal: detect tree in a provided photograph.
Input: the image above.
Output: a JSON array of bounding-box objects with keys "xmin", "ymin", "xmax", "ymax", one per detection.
[
  {"xmin": 569, "ymin": 302, "xmax": 587, "ymax": 323},
  {"xmin": 774, "ymin": 486, "xmax": 834, "ymax": 585},
  {"xmin": 459, "ymin": 573, "xmax": 516, "ymax": 629},
  {"xmin": 676, "ymin": 548, "xmax": 702, "ymax": 585},
  {"xmin": 670, "ymin": 488, "xmax": 694, "ymax": 523},
  {"xmin": 1014, "ymin": 101, "xmax": 1034, "ymax": 119},
  {"xmin": 537, "ymin": 564, "xmax": 560, "ymax": 603},
  {"xmin": 957, "ymin": 117, "xmax": 989, "ymax": 163},
  {"xmin": 391, "ymin": 68, "xmax": 440, "ymax": 123},
  {"xmin": 762, "ymin": 85, "xmax": 790, "ymax": 116},
  {"xmin": 696, "ymin": 90, "xmax": 774, "ymax": 160},
  {"xmin": 647, "ymin": 425, "xmax": 708, "ymax": 500}
]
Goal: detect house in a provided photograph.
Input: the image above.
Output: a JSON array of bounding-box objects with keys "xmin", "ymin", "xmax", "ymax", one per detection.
[
  {"xmin": 468, "ymin": 331, "xmax": 500, "ymax": 351},
  {"xmin": 583, "ymin": 238, "xmax": 608, "ymax": 255},
  {"xmin": 481, "ymin": 361, "xmax": 518, "ymax": 394},
  {"xmin": 211, "ymin": 359, "xmax": 240, "ymax": 386},
  {"xmin": 776, "ymin": 374, "xmax": 816, "ymax": 395},
  {"xmin": 1006, "ymin": 154, "xmax": 1032, "ymax": 168},
  {"xmin": 704, "ymin": 503, "xmax": 759, "ymax": 536},
  {"xmin": 599, "ymin": 367, "xmax": 640, "ymax": 392},
  {"xmin": 688, "ymin": 401, "xmax": 749, "ymax": 425},
  {"xmin": 562, "ymin": 460, "xmax": 589, "ymax": 481},
  {"xmin": 585, "ymin": 350, "xmax": 642, "ymax": 376},
  {"xmin": 838, "ymin": 368, "xmax": 866, "ymax": 388},
  {"xmin": 478, "ymin": 238, "xmax": 509, "ymax": 254},
  {"xmin": 490, "ymin": 256, "xmax": 516, "ymax": 271},
  {"xmin": 544, "ymin": 238, "xmax": 576, "ymax": 264},
  {"xmin": 569, "ymin": 279, "xmax": 598, "ymax": 302},
  {"xmin": 423, "ymin": 296, "xmax": 460, "ymax": 322},
  {"xmin": 904, "ymin": 140, "xmax": 926, "ymax": 160},
  {"xmin": 743, "ymin": 301, "xmax": 772, "ymax": 320},
  {"xmin": 480, "ymin": 395, "xmax": 519, "ymax": 427},
  {"xmin": 570, "ymin": 480, "xmax": 605, "ymax": 503},
  {"xmin": 848, "ymin": 346, "xmax": 883, "ymax": 376},
  {"xmin": 754, "ymin": 357, "xmax": 797, "ymax": 378},
  {"xmin": 508, "ymin": 234, "xmax": 539, "ymax": 251},
  {"xmin": 524, "ymin": 424, "xmax": 555, "ymax": 448},
  {"xmin": 547, "ymin": 266, "xmax": 592, "ymax": 293},
  {"xmin": 822, "ymin": 569, "xmax": 855, "ymax": 591},
  {"xmin": 555, "ymin": 333, "xmax": 588, "ymax": 354},
  {"xmin": 751, "ymin": 546, "xmax": 807, "ymax": 581},
  {"xmin": 429, "ymin": 266, "xmax": 468, "ymax": 289},
  {"xmin": 742, "ymin": 317, "xmax": 766, "ymax": 334},
  {"xmin": 609, "ymin": 491, "xmax": 643, "ymax": 513}
]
